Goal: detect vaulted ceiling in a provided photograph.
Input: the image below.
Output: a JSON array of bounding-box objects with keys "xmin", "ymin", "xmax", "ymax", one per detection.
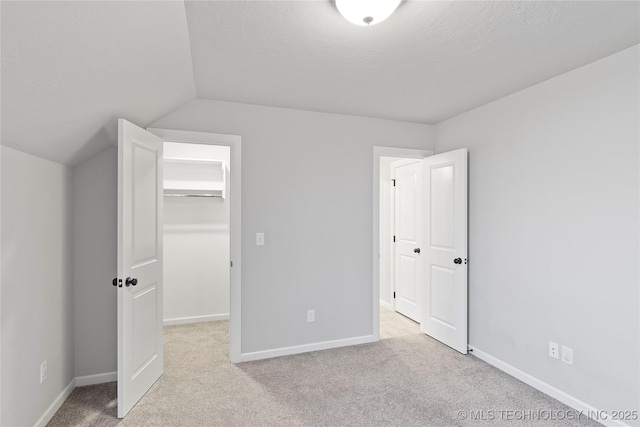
[
  {"xmin": 2, "ymin": 1, "xmax": 639, "ymax": 166},
  {"xmin": 1, "ymin": 1, "xmax": 195, "ymax": 165}
]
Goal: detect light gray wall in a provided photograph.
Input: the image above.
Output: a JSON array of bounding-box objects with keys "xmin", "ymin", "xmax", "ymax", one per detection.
[
  {"xmin": 1, "ymin": 146, "xmax": 74, "ymax": 426},
  {"xmin": 164, "ymin": 197, "xmax": 230, "ymax": 322},
  {"xmin": 73, "ymin": 146, "xmax": 117, "ymax": 377},
  {"xmin": 150, "ymin": 100, "xmax": 435, "ymax": 353},
  {"xmin": 435, "ymin": 45, "xmax": 639, "ymax": 414}
]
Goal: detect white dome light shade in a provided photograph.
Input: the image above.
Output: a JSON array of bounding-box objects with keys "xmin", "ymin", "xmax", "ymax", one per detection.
[{"xmin": 336, "ymin": 0, "xmax": 402, "ymax": 26}]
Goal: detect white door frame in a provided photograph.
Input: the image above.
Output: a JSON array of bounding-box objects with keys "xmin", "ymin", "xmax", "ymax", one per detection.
[
  {"xmin": 372, "ymin": 146, "xmax": 433, "ymax": 340},
  {"xmin": 0, "ymin": 145, "xmax": 3, "ymax": 424},
  {"xmin": 148, "ymin": 127, "xmax": 242, "ymax": 363}
]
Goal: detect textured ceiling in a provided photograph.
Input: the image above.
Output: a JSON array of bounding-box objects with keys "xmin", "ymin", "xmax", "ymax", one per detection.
[
  {"xmin": 1, "ymin": 1, "xmax": 639, "ymax": 166},
  {"xmin": 1, "ymin": 1, "xmax": 196, "ymax": 166},
  {"xmin": 186, "ymin": 0, "xmax": 640, "ymax": 124}
]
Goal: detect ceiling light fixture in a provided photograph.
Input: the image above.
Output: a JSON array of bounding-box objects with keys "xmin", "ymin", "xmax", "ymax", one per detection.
[{"xmin": 336, "ymin": 0, "xmax": 401, "ymax": 26}]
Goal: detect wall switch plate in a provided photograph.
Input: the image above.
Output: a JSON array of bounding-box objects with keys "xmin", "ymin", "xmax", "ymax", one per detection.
[
  {"xmin": 549, "ymin": 341, "xmax": 559, "ymax": 359},
  {"xmin": 256, "ymin": 233, "xmax": 265, "ymax": 246},
  {"xmin": 40, "ymin": 361, "xmax": 47, "ymax": 384},
  {"xmin": 561, "ymin": 346, "xmax": 573, "ymax": 365},
  {"xmin": 307, "ymin": 310, "xmax": 315, "ymax": 323}
]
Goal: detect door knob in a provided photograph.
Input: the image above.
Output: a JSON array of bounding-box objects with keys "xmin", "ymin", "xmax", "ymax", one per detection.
[
  {"xmin": 454, "ymin": 258, "xmax": 462, "ymax": 264},
  {"xmin": 112, "ymin": 278, "xmax": 122, "ymax": 287},
  {"xmin": 125, "ymin": 277, "xmax": 138, "ymax": 287},
  {"xmin": 414, "ymin": 248, "xmax": 421, "ymax": 254}
]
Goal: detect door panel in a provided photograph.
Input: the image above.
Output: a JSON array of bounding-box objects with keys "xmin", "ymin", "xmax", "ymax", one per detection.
[
  {"xmin": 429, "ymin": 266, "xmax": 456, "ymax": 328},
  {"xmin": 132, "ymin": 285, "xmax": 158, "ymax": 374},
  {"xmin": 132, "ymin": 144, "xmax": 159, "ymax": 263},
  {"xmin": 398, "ymin": 255, "xmax": 417, "ymax": 302},
  {"xmin": 430, "ymin": 164, "xmax": 456, "ymax": 249},
  {"xmin": 392, "ymin": 160, "xmax": 423, "ymax": 322},
  {"xmin": 421, "ymin": 149, "xmax": 468, "ymax": 354},
  {"xmin": 118, "ymin": 119, "xmax": 164, "ymax": 418}
]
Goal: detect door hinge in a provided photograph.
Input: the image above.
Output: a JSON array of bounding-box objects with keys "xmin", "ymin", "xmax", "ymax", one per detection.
[
  {"xmin": 393, "ymin": 292, "xmax": 396, "ymax": 299},
  {"xmin": 393, "ymin": 235, "xmax": 396, "ymax": 242},
  {"xmin": 392, "ymin": 179, "xmax": 396, "ymax": 186},
  {"xmin": 230, "ymin": 260, "xmax": 233, "ymax": 268}
]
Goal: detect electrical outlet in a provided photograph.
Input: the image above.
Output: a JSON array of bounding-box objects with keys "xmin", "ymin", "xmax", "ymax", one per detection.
[
  {"xmin": 40, "ymin": 361, "xmax": 48, "ymax": 384},
  {"xmin": 307, "ymin": 310, "xmax": 315, "ymax": 323},
  {"xmin": 549, "ymin": 341, "xmax": 559, "ymax": 359},
  {"xmin": 561, "ymin": 346, "xmax": 573, "ymax": 365}
]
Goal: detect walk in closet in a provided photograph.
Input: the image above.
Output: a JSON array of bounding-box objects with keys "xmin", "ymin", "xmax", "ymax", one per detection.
[{"xmin": 163, "ymin": 142, "xmax": 231, "ymax": 325}]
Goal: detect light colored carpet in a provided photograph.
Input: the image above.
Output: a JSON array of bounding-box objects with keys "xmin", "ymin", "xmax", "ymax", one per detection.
[{"xmin": 48, "ymin": 321, "xmax": 601, "ymax": 426}]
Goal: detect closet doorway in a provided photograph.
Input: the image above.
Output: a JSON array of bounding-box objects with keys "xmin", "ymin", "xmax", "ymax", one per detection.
[
  {"xmin": 374, "ymin": 146, "xmax": 469, "ymax": 354},
  {"xmin": 148, "ymin": 127, "xmax": 242, "ymax": 363},
  {"xmin": 162, "ymin": 142, "xmax": 231, "ymax": 327},
  {"xmin": 378, "ymin": 150, "xmax": 432, "ymax": 339}
]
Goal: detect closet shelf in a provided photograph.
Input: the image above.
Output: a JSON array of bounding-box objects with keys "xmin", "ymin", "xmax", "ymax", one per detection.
[
  {"xmin": 163, "ymin": 158, "xmax": 226, "ymax": 199},
  {"xmin": 164, "ymin": 191, "xmax": 223, "ymax": 198},
  {"xmin": 164, "ymin": 180, "xmax": 224, "ymax": 198}
]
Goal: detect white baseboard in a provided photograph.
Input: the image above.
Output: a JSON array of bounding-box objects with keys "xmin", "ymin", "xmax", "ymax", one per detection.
[
  {"xmin": 163, "ymin": 313, "xmax": 229, "ymax": 326},
  {"xmin": 75, "ymin": 371, "xmax": 117, "ymax": 387},
  {"xmin": 379, "ymin": 300, "xmax": 393, "ymax": 310},
  {"xmin": 240, "ymin": 335, "xmax": 376, "ymax": 362},
  {"xmin": 469, "ymin": 346, "xmax": 632, "ymax": 427},
  {"xmin": 34, "ymin": 371, "xmax": 117, "ymax": 426},
  {"xmin": 34, "ymin": 378, "xmax": 75, "ymax": 427}
]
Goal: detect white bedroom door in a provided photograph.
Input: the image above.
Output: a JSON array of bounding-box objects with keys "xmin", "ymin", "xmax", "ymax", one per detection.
[
  {"xmin": 117, "ymin": 119, "xmax": 164, "ymax": 417},
  {"xmin": 392, "ymin": 159, "xmax": 423, "ymax": 322},
  {"xmin": 421, "ymin": 148, "xmax": 468, "ymax": 354}
]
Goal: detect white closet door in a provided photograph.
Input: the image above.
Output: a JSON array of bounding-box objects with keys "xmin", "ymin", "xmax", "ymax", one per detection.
[
  {"xmin": 421, "ymin": 148, "xmax": 468, "ymax": 354},
  {"xmin": 392, "ymin": 159, "xmax": 424, "ymax": 322},
  {"xmin": 117, "ymin": 119, "xmax": 164, "ymax": 417}
]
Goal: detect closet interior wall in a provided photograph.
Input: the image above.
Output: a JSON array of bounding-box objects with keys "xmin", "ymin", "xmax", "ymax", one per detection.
[{"xmin": 163, "ymin": 142, "xmax": 230, "ymax": 325}]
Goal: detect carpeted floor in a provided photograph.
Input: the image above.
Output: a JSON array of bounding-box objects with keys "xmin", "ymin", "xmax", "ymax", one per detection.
[{"xmin": 48, "ymin": 321, "xmax": 601, "ymax": 426}]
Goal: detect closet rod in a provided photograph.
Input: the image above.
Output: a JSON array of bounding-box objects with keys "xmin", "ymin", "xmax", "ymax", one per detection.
[{"xmin": 163, "ymin": 193, "xmax": 222, "ymax": 198}]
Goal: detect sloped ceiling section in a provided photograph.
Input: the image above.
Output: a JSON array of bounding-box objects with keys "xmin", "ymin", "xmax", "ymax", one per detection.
[
  {"xmin": 2, "ymin": 1, "xmax": 639, "ymax": 166},
  {"xmin": 1, "ymin": 1, "xmax": 196, "ymax": 166},
  {"xmin": 185, "ymin": 0, "xmax": 640, "ymax": 124}
]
